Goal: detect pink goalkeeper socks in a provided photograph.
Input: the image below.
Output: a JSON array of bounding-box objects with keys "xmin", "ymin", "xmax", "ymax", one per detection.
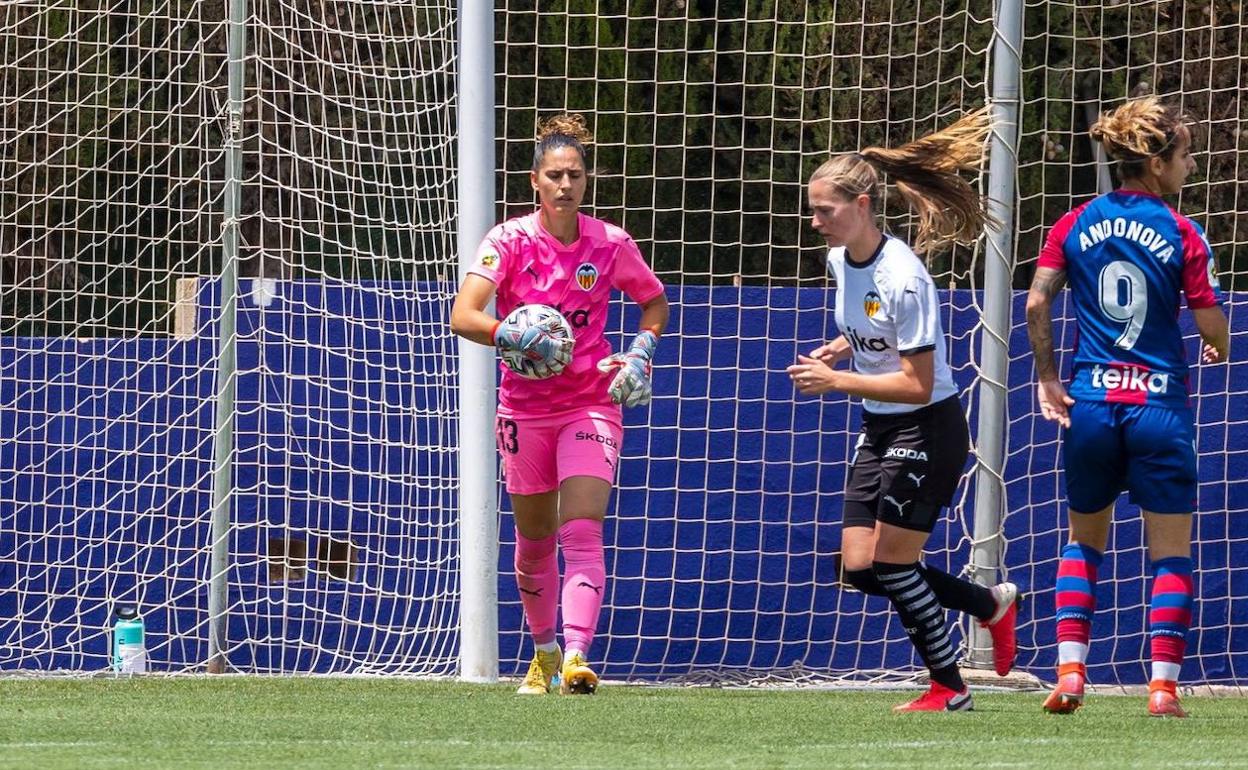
[
  {"xmin": 559, "ymin": 518, "xmax": 606, "ymax": 655},
  {"xmin": 515, "ymin": 519, "xmax": 607, "ymax": 653},
  {"xmin": 514, "ymin": 532, "xmax": 559, "ymax": 646}
]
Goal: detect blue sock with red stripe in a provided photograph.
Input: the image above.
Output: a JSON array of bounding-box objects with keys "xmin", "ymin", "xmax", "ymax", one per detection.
[
  {"xmin": 1149, "ymin": 556, "xmax": 1194, "ymax": 686},
  {"xmin": 1055, "ymin": 542, "xmax": 1102, "ymax": 666}
]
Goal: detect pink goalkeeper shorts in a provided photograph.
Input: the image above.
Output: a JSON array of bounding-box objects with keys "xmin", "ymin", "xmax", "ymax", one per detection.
[{"xmin": 494, "ymin": 406, "xmax": 623, "ymax": 495}]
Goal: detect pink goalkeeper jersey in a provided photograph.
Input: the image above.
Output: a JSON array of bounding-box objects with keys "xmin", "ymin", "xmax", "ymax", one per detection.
[{"xmin": 469, "ymin": 211, "xmax": 665, "ymax": 417}]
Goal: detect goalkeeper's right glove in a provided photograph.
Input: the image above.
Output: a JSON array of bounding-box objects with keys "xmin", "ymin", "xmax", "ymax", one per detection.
[{"xmin": 493, "ymin": 315, "xmax": 574, "ymax": 373}]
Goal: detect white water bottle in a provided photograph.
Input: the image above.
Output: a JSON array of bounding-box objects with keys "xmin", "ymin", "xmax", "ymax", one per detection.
[{"xmin": 112, "ymin": 606, "xmax": 147, "ymax": 675}]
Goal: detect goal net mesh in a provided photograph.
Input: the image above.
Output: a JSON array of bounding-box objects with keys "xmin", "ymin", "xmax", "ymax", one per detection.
[{"xmin": 1, "ymin": 1, "xmax": 1244, "ymax": 686}]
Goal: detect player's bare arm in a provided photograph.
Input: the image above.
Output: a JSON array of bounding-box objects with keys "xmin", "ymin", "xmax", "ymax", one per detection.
[
  {"xmin": 637, "ymin": 293, "xmax": 670, "ymax": 336},
  {"xmin": 1026, "ymin": 265, "xmax": 1074, "ymax": 428},
  {"xmin": 449, "ymin": 273, "xmax": 500, "ymax": 346},
  {"xmin": 1025, "ymin": 266, "xmax": 1066, "ymax": 381},
  {"xmin": 1192, "ymin": 305, "xmax": 1230, "ymax": 364}
]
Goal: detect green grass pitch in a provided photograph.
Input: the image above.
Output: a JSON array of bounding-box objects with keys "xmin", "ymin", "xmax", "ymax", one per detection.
[{"xmin": 0, "ymin": 679, "xmax": 1244, "ymax": 769}]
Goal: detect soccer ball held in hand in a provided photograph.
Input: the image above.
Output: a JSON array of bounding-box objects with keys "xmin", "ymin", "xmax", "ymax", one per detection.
[{"xmin": 495, "ymin": 304, "xmax": 575, "ymax": 380}]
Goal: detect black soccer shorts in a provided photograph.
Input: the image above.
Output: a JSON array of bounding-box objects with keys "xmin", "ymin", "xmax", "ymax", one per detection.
[{"xmin": 841, "ymin": 395, "xmax": 970, "ymax": 533}]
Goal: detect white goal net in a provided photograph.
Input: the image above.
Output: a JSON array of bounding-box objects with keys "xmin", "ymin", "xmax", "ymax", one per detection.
[
  {"xmin": 493, "ymin": 0, "xmax": 1248, "ymax": 688},
  {"xmin": 493, "ymin": 0, "xmax": 999, "ymax": 685},
  {"xmin": 0, "ymin": 0, "xmax": 462, "ymax": 675},
  {"xmin": 1, "ymin": 1, "xmax": 1245, "ymax": 686},
  {"xmin": 1007, "ymin": 0, "xmax": 1248, "ymax": 689}
]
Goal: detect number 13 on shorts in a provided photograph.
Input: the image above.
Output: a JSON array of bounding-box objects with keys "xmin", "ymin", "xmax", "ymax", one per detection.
[{"xmin": 496, "ymin": 417, "xmax": 519, "ymax": 455}]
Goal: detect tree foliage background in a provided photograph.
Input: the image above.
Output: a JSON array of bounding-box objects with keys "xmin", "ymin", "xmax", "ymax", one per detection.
[{"xmin": 2, "ymin": 0, "xmax": 1245, "ymax": 335}]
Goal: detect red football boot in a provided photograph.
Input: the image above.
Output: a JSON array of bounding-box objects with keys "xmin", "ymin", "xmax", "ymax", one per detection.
[
  {"xmin": 982, "ymin": 582, "xmax": 1019, "ymax": 676},
  {"xmin": 1148, "ymin": 680, "xmax": 1188, "ymax": 718},
  {"xmin": 1042, "ymin": 662, "xmax": 1086, "ymax": 714},
  {"xmin": 893, "ymin": 682, "xmax": 973, "ymax": 713}
]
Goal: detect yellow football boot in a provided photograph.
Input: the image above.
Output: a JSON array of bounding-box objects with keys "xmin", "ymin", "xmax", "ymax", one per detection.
[
  {"xmin": 515, "ymin": 645, "xmax": 562, "ymax": 695},
  {"xmin": 559, "ymin": 651, "xmax": 598, "ymax": 695}
]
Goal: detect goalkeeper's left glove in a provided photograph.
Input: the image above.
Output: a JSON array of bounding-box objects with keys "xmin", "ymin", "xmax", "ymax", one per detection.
[{"xmin": 597, "ymin": 329, "xmax": 658, "ymax": 408}]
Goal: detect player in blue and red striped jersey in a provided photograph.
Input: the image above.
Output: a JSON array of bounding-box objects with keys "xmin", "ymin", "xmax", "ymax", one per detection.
[{"xmin": 1026, "ymin": 97, "xmax": 1230, "ymax": 718}]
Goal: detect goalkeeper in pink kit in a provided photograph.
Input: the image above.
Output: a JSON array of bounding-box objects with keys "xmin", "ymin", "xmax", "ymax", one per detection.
[{"xmin": 450, "ymin": 114, "xmax": 669, "ymax": 694}]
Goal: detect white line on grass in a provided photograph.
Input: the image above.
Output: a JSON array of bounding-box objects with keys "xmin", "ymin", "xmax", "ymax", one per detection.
[{"xmin": 1, "ymin": 742, "xmax": 109, "ymax": 749}]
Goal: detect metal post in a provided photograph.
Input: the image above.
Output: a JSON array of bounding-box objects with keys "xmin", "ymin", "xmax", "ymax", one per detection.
[
  {"xmin": 968, "ymin": 0, "xmax": 1023, "ymax": 668},
  {"xmin": 1083, "ymin": 102, "xmax": 1114, "ymax": 195},
  {"xmin": 207, "ymin": 0, "xmax": 247, "ymax": 674},
  {"xmin": 456, "ymin": 0, "xmax": 499, "ymax": 683}
]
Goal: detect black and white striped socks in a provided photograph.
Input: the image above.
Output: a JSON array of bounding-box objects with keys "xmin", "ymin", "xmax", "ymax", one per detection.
[{"xmin": 874, "ymin": 561, "xmax": 966, "ymax": 692}]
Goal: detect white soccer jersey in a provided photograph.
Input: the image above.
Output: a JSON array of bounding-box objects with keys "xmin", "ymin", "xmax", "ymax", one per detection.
[{"xmin": 826, "ymin": 235, "xmax": 958, "ymax": 415}]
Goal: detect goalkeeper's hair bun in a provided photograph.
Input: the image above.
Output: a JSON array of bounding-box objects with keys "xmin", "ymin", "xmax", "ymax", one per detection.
[{"xmin": 533, "ymin": 113, "xmax": 592, "ymax": 170}]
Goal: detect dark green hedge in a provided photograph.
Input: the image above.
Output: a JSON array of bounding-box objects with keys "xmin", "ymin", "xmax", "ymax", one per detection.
[{"xmin": 3, "ymin": 1, "xmax": 1243, "ymax": 335}]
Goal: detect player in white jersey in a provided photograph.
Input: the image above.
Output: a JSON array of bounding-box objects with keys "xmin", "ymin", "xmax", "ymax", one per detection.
[
  {"xmin": 787, "ymin": 109, "xmax": 1019, "ymax": 712},
  {"xmin": 450, "ymin": 114, "xmax": 669, "ymax": 695}
]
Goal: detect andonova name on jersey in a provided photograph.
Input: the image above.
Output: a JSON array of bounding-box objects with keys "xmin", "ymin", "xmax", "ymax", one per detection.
[{"xmin": 1076, "ymin": 216, "xmax": 1175, "ymax": 262}]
